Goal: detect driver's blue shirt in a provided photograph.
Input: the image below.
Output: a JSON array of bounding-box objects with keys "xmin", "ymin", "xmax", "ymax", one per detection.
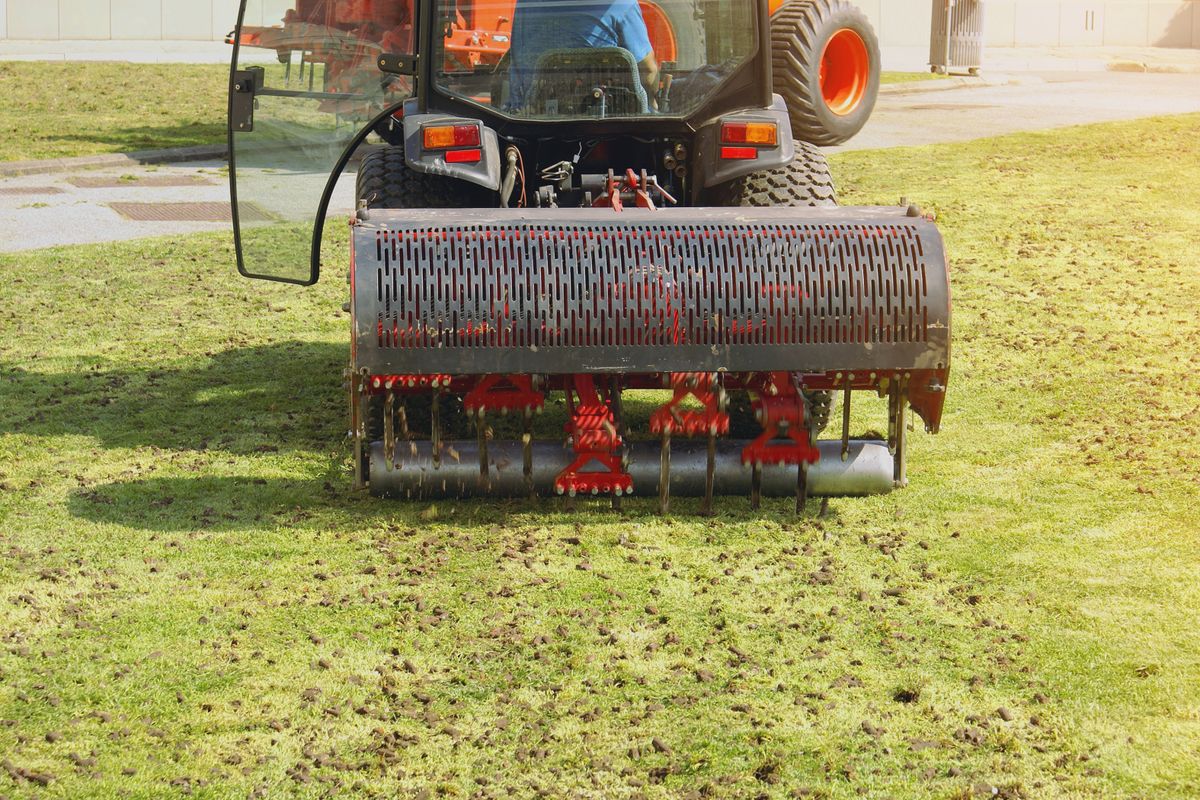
[{"xmin": 508, "ymin": 0, "xmax": 653, "ymax": 109}]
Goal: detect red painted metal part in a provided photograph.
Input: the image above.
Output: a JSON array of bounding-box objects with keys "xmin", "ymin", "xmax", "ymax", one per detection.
[
  {"xmin": 649, "ymin": 373, "xmax": 729, "ymax": 438},
  {"xmin": 367, "ymin": 373, "xmax": 454, "ymax": 391},
  {"xmin": 556, "ymin": 375, "xmax": 632, "ymax": 496},
  {"xmin": 358, "ymin": 368, "xmax": 948, "ymax": 435},
  {"xmin": 463, "ymin": 374, "xmax": 545, "ymax": 414},
  {"xmin": 591, "ymin": 169, "xmax": 676, "ymax": 212},
  {"xmin": 740, "ymin": 371, "xmax": 821, "ymax": 467}
]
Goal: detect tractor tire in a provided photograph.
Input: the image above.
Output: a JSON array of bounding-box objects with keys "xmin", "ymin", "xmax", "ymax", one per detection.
[
  {"xmin": 355, "ymin": 147, "xmax": 484, "ymax": 464},
  {"xmin": 704, "ymin": 139, "xmax": 837, "ymax": 209},
  {"xmin": 771, "ymin": 0, "xmax": 880, "ymax": 146},
  {"xmin": 707, "ymin": 140, "xmax": 837, "ymax": 436},
  {"xmin": 356, "ymin": 146, "xmax": 494, "ymax": 210},
  {"xmin": 642, "ymin": 0, "xmax": 704, "ymax": 69}
]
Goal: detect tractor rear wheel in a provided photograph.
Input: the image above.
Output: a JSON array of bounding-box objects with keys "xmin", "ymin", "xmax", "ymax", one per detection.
[
  {"xmin": 703, "ymin": 140, "xmax": 837, "ymax": 209},
  {"xmin": 355, "ymin": 147, "xmax": 483, "ymax": 468},
  {"xmin": 640, "ymin": 0, "xmax": 704, "ymax": 68},
  {"xmin": 707, "ymin": 140, "xmax": 838, "ymax": 436},
  {"xmin": 356, "ymin": 146, "xmax": 494, "ymax": 210},
  {"xmin": 771, "ymin": 0, "xmax": 880, "ymax": 146}
]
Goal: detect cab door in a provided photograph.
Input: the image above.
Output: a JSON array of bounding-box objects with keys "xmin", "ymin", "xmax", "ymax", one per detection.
[{"xmin": 228, "ymin": 0, "xmax": 415, "ymax": 284}]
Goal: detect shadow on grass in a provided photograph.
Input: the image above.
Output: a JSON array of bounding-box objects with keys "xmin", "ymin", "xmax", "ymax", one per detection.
[
  {"xmin": 34, "ymin": 123, "xmax": 227, "ymax": 155},
  {"xmin": 66, "ymin": 473, "xmax": 842, "ymax": 532},
  {"xmin": 3, "ymin": 338, "xmax": 849, "ymax": 529},
  {"xmin": 0, "ymin": 340, "xmax": 346, "ymax": 457},
  {"xmin": 66, "ymin": 474, "xmax": 351, "ymax": 532}
]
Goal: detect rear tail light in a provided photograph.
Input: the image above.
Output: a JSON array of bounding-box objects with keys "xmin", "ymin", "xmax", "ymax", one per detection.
[
  {"xmin": 721, "ymin": 121, "xmax": 778, "ymax": 146},
  {"xmin": 423, "ymin": 123, "xmax": 481, "ymax": 150},
  {"xmin": 719, "ymin": 120, "xmax": 780, "ymax": 161}
]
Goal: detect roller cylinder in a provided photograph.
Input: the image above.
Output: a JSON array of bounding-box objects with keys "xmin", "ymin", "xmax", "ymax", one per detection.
[{"xmin": 369, "ymin": 440, "xmax": 895, "ymax": 499}]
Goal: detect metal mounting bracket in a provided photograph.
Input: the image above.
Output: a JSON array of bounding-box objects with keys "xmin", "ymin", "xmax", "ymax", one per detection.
[
  {"xmin": 231, "ymin": 67, "xmax": 264, "ymax": 132},
  {"xmin": 378, "ymin": 53, "xmax": 419, "ymax": 76}
]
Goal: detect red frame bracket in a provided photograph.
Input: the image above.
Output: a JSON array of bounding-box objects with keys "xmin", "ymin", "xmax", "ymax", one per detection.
[
  {"xmin": 463, "ymin": 374, "xmax": 545, "ymax": 415},
  {"xmin": 556, "ymin": 375, "xmax": 632, "ymax": 496},
  {"xmin": 741, "ymin": 371, "xmax": 821, "ymax": 467},
  {"xmin": 649, "ymin": 372, "xmax": 729, "ymax": 438}
]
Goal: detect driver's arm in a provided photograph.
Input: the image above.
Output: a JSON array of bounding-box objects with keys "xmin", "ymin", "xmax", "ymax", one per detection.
[
  {"xmin": 614, "ymin": 0, "xmax": 658, "ymax": 109},
  {"xmin": 638, "ymin": 52, "xmax": 660, "ymax": 110}
]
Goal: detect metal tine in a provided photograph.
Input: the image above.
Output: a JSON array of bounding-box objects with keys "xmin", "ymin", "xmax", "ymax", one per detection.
[
  {"xmin": 702, "ymin": 376, "xmax": 722, "ymax": 516},
  {"xmin": 611, "ymin": 378, "xmax": 624, "ymax": 511},
  {"xmin": 887, "ymin": 380, "xmax": 899, "ymax": 455},
  {"xmin": 795, "ymin": 373, "xmax": 809, "ymax": 515},
  {"xmin": 841, "ymin": 376, "xmax": 852, "ymax": 462},
  {"xmin": 477, "ymin": 409, "xmax": 490, "ymax": 490},
  {"xmin": 658, "ymin": 430, "xmax": 671, "ymax": 515},
  {"xmin": 894, "ymin": 379, "xmax": 909, "ymax": 487},
  {"xmin": 702, "ymin": 431, "xmax": 716, "ymax": 516},
  {"xmin": 522, "ymin": 407, "xmax": 534, "ymax": 499},
  {"xmin": 751, "ymin": 463, "xmax": 762, "ymax": 510},
  {"xmin": 431, "ymin": 391, "xmax": 441, "ymax": 469},
  {"xmin": 797, "ymin": 462, "xmax": 808, "ymax": 515},
  {"xmin": 350, "ymin": 369, "xmax": 365, "ymax": 490},
  {"xmin": 384, "ymin": 390, "xmax": 396, "ymax": 472}
]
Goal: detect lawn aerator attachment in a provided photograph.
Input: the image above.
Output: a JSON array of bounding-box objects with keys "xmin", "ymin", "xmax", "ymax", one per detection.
[
  {"xmin": 226, "ymin": 0, "xmax": 949, "ymax": 511},
  {"xmin": 348, "ymin": 206, "xmax": 949, "ymax": 511}
]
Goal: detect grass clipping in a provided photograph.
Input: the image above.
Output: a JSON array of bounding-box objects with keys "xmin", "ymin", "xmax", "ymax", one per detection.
[{"xmin": 0, "ymin": 115, "xmax": 1199, "ymax": 798}]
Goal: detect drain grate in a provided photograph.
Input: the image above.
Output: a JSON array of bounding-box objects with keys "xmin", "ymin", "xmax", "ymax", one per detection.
[
  {"xmin": 0, "ymin": 186, "xmax": 65, "ymax": 196},
  {"xmin": 108, "ymin": 201, "xmax": 271, "ymax": 222},
  {"xmin": 70, "ymin": 175, "xmax": 216, "ymax": 189}
]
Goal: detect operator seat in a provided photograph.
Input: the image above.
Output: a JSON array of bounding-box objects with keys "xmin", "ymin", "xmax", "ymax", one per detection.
[{"xmin": 523, "ymin": 47, "xmax": 650, "ymax": 117}]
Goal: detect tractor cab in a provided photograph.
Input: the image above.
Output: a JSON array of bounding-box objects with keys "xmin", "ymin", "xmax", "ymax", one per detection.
[{"xmin": 228, "ymin": 0, "xmax": 778, "ymax": 285}]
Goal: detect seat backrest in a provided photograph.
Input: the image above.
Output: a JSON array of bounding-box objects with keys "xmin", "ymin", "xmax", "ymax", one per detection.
[{"xmin": 524, "ymin": 46, "xmax": 649, "ymax": 117}]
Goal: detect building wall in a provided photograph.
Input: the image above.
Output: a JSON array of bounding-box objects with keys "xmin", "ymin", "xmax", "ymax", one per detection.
[
  {"xmin": 3, "ymin": 0, "xmax": 1199, "ymax": 47},
  {"xmin": 855, "ymin": 0, "xmax": 1199, "ymax": 49}
]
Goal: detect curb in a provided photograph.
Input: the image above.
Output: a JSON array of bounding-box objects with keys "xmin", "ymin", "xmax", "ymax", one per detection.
[
  {"xmin": 878, "ymin": 73, "xmax": 1016, "ymax": 96},
  {"xmin": 0, "ymin": 144, "xmax": 228, "ymax": 178},
  {"xmin": 1107, "ymin": 59, "xmax": 1200, "ymax": 74}
]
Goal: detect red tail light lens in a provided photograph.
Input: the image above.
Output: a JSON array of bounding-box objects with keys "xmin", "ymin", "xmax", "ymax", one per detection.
[
  {"xmin": 720, "ymin": 146, "xmax": 758, "ymax": 160},
  {"xmin": 445, "ymin": 148, "xmax": 483, "ymax": 164}
]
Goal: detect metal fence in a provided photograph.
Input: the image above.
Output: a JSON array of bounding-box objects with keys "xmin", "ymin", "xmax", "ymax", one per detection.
[{"xmin": 930, "ymin": 0, "xmax": 986, "ymax": 75}]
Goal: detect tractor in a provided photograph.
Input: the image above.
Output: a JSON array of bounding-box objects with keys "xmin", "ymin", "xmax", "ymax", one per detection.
[{"xmin": 227, "ymin": 0, "xmax": 950, "ymax": 512}]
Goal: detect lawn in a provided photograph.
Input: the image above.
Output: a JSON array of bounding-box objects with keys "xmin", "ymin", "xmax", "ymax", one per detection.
[
  {"xmin": 0, "ymin": 114, "xmax": 1198, "ymax": 799},
  {"xmin": 0, "ymin": 62, "xmax": 229, "ymax": 162},
  {"xmin": 0, "ymin": 61, "xmax": 942, "ymax": 162},
  {"xmin": 879, "ymin": 71, "xmax": 947, "ymax": 85}
]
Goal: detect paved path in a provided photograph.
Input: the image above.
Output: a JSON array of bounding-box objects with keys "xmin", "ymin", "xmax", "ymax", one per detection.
[
  {"xmin": 835, "ymin": 71, "xmax": 1200, "ymax": 153},
  {"xmin": 1, "ymin": 71, "xmax": 1198, "ymax": 253}
]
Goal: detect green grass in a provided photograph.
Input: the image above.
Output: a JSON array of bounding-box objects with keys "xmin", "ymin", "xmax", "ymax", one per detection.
[
  {"xmin": 879, "ymin": 71, "xmax": 948, "ymax": 85},
  {"xmin": 0, "ymin": 61, "xmax": 946, "ymax": 162},
  {"xmin": 1, "ymin": 114, "xmax": 1199, "ymax": 798},
  {"xmin": 0, "ymin": 62, "xmax": 229, "ymax": 162}
]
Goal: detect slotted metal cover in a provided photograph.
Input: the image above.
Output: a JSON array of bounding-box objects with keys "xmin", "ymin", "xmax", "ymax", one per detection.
[{"xmin": 352, "ymin": 207, "xmax": 951, "ymax": 376}]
